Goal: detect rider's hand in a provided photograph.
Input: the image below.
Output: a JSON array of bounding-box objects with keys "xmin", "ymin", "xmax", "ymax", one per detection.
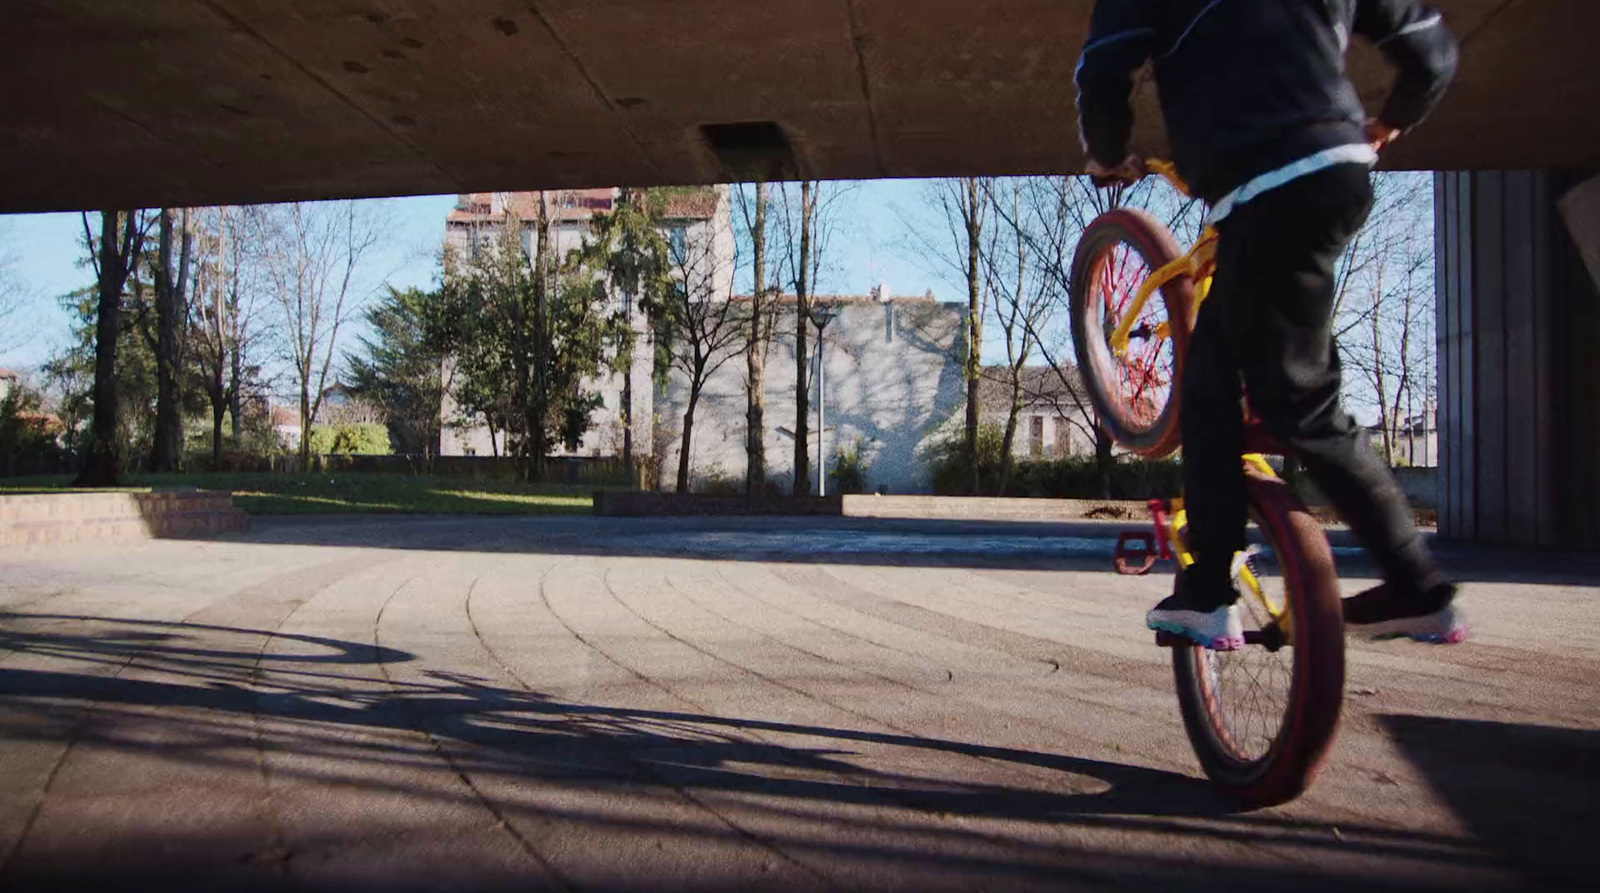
[
  {"xmin": 1364, "ymin": 119, "xmax": 1402, "ymax": 153},
  {"xmin": 1087, "ymin": 154, "xmax": 1146, "ymax": 189}
]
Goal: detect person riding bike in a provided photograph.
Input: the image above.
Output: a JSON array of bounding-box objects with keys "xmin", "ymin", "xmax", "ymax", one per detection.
[{"xmin": 1075, "ymin": 0, "xmax": 1467, "ymax": 648}]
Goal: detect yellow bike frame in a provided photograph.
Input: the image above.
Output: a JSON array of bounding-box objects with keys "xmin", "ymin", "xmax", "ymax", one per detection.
[
  {"xmin": 1107, "ymin": 160, "xmax": 1221, "ymax": 357},
  {"xmin": 1103, "ymin": 160, "xmax": 1295, "ymax": 639}
]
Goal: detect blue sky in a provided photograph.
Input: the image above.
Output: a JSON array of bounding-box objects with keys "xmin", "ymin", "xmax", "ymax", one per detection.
[{"xmin": 0, "ymin": 181, "xmax": 952, "ymax": 374}]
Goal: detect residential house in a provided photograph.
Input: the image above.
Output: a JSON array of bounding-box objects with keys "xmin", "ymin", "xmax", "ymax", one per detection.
[
  {"xmin": 977, "ymin": 364, "xmax": 1098, "ymax": 460},
  {"xmin": 270, "ymin": 404, "xmax": 302, "ymax": 450},
  {"xmin": 1369, "ymin": 407, "xmax": 1438, "ymax": 468}
]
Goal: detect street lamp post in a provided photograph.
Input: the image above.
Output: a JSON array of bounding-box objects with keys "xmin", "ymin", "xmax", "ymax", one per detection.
[{"xmin": 810, "ymin": 302, "xmax": 840, "ymax": 496}]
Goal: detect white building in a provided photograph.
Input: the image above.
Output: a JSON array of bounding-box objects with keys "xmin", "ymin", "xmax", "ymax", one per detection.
[
  {"xmin": 653, "ymin": 292, "xmax": 967, "ymax": 495},
  {"xmin": 439, "ymin": 187, "xmax": 732, "ymax": 459},
  {"xmin": 435, "ymin": 194, "xmax": 970, "ymax": 493}
]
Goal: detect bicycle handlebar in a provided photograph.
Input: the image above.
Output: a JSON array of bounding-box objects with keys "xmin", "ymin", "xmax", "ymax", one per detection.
[{"xmin": 1142, "ymin": 159, "xmax": 1194, "ymax": 199}]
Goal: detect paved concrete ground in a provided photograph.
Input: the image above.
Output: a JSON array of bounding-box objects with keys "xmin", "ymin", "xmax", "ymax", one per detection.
[{"xmin": 1, "ymin": 515, "xmax": 1595, "ymax": 892}]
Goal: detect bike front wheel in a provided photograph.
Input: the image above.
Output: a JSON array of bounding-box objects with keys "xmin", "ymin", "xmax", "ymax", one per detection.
[
  {"xmin": 1170, "ymin": 463, "xmax": 1345, "ymax": 807},
  {"xmin": 1069, "ymin": 208, "xmax": 1194, "ymax": 458}
]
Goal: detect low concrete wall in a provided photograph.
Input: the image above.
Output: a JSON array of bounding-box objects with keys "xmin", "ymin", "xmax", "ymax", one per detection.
[
  {"xmin": 594, "ymin": 491, "xmax": 843, "ymax": 517},
  {"xmin": 593, "ymin": 491, "xmax": 1142, "ymax": 522},
  {"xmin": 1296, "ymin": 467, "xmax": 1437, "ymax": 510},
  {"xmin": 0, "ymin": 491, "xmax": 251, "ymax": 548},
  {"xmin": 842, "ymin": 495, "xmax": 1140, "ymax": 522}
]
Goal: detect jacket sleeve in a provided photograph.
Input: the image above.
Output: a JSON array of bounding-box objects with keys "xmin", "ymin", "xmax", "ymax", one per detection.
[
  {"xmin": 1353, "ymin": 0, "xmax": 1459, "ymax": 131},
  {"xmin": 1075, "ymin": 0, "xmax": 1157, "ymax": 167}
]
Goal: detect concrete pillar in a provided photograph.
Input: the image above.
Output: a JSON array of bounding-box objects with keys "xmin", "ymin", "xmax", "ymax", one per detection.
[{"xmin": 1435, "ymin": 171, "xmax": 1600, "ymax": 547}]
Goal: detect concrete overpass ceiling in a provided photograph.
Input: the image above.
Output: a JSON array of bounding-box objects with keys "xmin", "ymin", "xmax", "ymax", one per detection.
[{"xmin": 2, "ymin": 1, "xmax": 1595, "ymax": 213}]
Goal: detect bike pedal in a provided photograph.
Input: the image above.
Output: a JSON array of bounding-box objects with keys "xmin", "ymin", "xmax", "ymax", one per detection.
[{"xmin": 1114, "ymin": 531, "xmax": 1159, "ymax": 576}]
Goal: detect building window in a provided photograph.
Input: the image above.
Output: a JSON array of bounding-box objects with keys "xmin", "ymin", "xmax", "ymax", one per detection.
[
  {"xmin": 1055, "ymin": 417, "xmax": 1074, "ymax": 457},
  {"xmin": 668, "ymin": 226, "xmax": 688, "ymax": 263},
  {"xmin": 1029, "ymin": 416, "xmax": 1045, "ymax": 458}
]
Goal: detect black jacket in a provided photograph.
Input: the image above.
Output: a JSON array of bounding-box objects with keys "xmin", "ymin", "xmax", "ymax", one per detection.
[{"xmin": 1076, "ymin": 0, "xmax": 1458, "ymax": 202}]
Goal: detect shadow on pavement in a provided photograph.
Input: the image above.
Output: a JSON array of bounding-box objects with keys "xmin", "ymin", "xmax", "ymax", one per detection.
[
  {"xmin": 0, "ymin": 613, "xmax": 1505, "ymax": 892},
  {"xmin": 1380, "ymin": 714, "xmax": 1600, "ymax": 890},
  {"xmin": 182, "ymin": 513, "xmax": 1600, "ymax": 587}
]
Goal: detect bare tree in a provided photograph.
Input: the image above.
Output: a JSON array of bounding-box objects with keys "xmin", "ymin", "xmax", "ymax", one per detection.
[
  {"xmin": 658, "ymin": 216, "xmax": 747, "ymax": 493},
  {"xmin": 1335, "ymin": 174, "xmax": 1435, "ymax": 464},
  {"xmin": 74, "ymin": 210, "xmax": 152, "ymax": 487},
  {"xmin": 984, "ymin": 177, "xmax": 1108, "ymax": 466},
  {"xmin": 257, "ymin": 201, "xmax": 384, "ymax": 466},
  {"xmin": 980, "ymin": 179, "xmax": 1064, "ymax": 490},
  {"xmin": 191, "ymin": 207, "xmax": 268, "ymax": 467},
  {"xmin": 0, "ymin": 228, "xmax": 26, "ymax": 356},
  {"xmin": 735, "ymin": 182, "xmax": 776, "ymax": 494},
  {"xmin": 147, "ymin": 208, "xmax": 194, "ymax": 472},
  {"xmin": 900, "ymin": 178, "xmax": 994, "ymax": 492}
]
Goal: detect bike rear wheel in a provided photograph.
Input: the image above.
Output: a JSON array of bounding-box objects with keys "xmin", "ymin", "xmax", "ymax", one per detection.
[
  {"xmin": 1069, "ymin": 209, "xmax": 1194, "ymax": 458},
  {"xmin": 1170, "ymin": 464, "xmax": 1345, "ymax": 807}
]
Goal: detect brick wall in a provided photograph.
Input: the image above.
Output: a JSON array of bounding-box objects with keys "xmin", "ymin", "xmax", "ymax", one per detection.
[{"xmin": 0, "ymin": 492, "xmax": 251, "ymax": 548}]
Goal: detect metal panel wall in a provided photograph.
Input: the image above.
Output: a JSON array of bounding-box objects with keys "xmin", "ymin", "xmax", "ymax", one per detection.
[{"xmin": 1436, "ymin": 170, "xmax": 1600, "ymax": 546}]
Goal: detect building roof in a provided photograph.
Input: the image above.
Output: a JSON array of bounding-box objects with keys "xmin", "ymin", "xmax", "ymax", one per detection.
[
  {"xmin": 977, "ymin": 364, "xmax": 1088, "ymax": 414},
  {"xmin": 447, "ymin": 189, "xmax": 618, "ymax": 225},
  {"xmin": 447, "ymin": 187, "xmax": 719, "ymax": 226},
  {"xmin": 734, "ymin": 291, "xmax": 942, "ymax": 305},
  {"xmin": 0, "ymin": 367, "xmax": 20, "ymax": 380},
  {"xmin": 269, "ymin": 405, "xmax": 300, "ymax": 428}
]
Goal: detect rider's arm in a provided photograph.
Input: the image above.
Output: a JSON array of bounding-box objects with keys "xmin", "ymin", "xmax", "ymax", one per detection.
[
  {"xmin": 1353, "ymin": 0, "xmax": 1459, "ymax": 133},
  {"xmin": 1075, "ymin": 0, "xmax": 1157, "ymax": 168}
]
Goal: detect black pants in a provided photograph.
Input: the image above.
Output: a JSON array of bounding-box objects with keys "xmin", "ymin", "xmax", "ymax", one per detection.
[{"xmin": 1182, "ymin": 164, "xmax": 1438, "ymax": 595}]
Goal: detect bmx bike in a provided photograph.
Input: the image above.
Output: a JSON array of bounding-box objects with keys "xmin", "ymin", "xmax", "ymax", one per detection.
[{"xmin": 1070, "ymin": 160, "xmax": 1344, "ymax": 807}]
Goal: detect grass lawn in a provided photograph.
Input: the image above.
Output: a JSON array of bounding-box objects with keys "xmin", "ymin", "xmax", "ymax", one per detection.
[{"xmin": 0, "ymin": 473, "xmax": 598, "ymax": 516}]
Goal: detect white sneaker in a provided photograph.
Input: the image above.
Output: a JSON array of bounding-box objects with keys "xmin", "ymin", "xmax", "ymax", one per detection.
[{"xmin": 1147, "ymin": 593, "xmax": 1245, "ymax": 651}]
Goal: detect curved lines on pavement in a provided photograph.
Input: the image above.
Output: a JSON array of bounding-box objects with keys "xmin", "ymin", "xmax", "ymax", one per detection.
[
  {"xmin": 595, "ymin": 563, "xmax": 1072, "ymax": 868},
  {"xmin": 743, "ymin": 563, "xmax": 1201, "ymax": 768},
  {"xmin": 710, "ymin": 562, "xmax": 965, "ymax": 675},
  {"xmin": 646, "ymin": 563, "xmax": 1168, "ymax": 873},
  {"xmin": 486, "ymin": 557, "xmax": 840, "ymax": 891},
  {"xmin": 688, "ymin": 563, "xmax": 958, "ymax": 691},
  {"xmin": 803, "ymin": 561, "xmax": 1151, "ymax": 691},
  {"xmin": 372, "ymin": 571, "xmax": 576, "ymax": 893},
  {"xmin": 673, "ymin": 563, "xmax": 1146, "ymax": 770},
  {"xmin": 0, "ymin": 560, "xmax": 346, "ymax": 879},
  {"xmin": 636, "ymin": 562, "xmax": 1058, "ymax": 788}
]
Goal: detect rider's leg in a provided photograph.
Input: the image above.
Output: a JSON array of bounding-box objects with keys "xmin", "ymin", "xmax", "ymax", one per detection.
[
  {"xmin": 1217, "ymin": 165, "xmax": 1460, "ymax": 639},
  {"xmin": 1147, "ymin": 271, "xmax": 1247, "ymax": 650},
  {"xmin": 1180, "ymin": 274, "xmax": 1248, "ymax": 600}
]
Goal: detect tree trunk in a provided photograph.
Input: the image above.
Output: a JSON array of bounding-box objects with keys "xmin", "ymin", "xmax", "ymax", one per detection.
[
  {"xmin": 677, "ymin": 382, "xmax": 702, "ymax": 494},
  {"xmin": 529, "ymin": 192, "xmax": 552, "ymax": 482},
  {"xmin": 150, "ymin": 208, "xmax": 191, "ymax": 473},
  {"xmin": 1371, "ymin": 306, "xmax": 1392, "ymax": 465},
  {"xmin": 621, "ymin": 290, "xmax": 635, "ymax": 468},
  {"xmin": 746, "ymin": 182, "xmax": 769, "ymax": 496},
  {"xmin": 298, "ymin": 375, "xmax": 312, "ymax": 468},
  {"xmin": 793, "ymin": 182, "xmax": 814, "ymax": 496},
  {"xmin": 228, "ymin": 347, "xmax": 244, "ymax": 450},
  {"xmin": 963, "ymin": 178, "xmax": 984, "ymax": 496},
  {"xmin": 211, "ymin": 401, "xmax": 226, "ymax": 470},
  {"xmin": 74, "ymin": 211, "xmax": 137, "ymax": 488},
  {"xmin": 998, "ymin": 365, "xmax": 1024, "ymax": 495},
  {"xmin": 1094, "ymin": 419, "xmax": 1114, "ymax": 498}
]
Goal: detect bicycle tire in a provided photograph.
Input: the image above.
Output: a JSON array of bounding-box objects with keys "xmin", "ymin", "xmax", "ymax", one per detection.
[
  {"xmin": 1069, "ymin": 209, "xmax": 1194, "ymax": 458},
  {"xmin": 1170, "ymin": 463, "xmax": 1345, "ymax": 807}
]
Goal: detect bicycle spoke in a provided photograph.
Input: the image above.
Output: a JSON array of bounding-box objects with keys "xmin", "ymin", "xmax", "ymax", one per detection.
[{"xmin": 1204, "ymin": 550, "xmax": 1295, "ymax": 764}]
